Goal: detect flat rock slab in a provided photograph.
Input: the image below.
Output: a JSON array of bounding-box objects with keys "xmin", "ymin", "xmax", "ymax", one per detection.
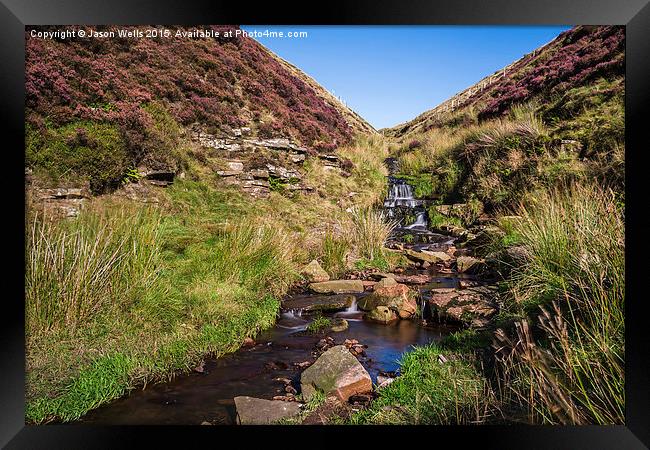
[
  {"xmin": 282, "ymin": 294, "xmax": 355, "ymax": 312},
  {"xmin": 234, "ymin": 396, "xmax": 301, "ymax": 425},
  {"xmin": 309, "ymin": 280, "xmax": 365, "ymax": 294},
  {"xmin": 405, "ymin": 249, "xmax": 452, "ymax": 264},
  {"xmin": 300, "ymin": 345, "xmax": 372, "ymax": 402},
  {"xmin": 367, "ymin": 272, "xmax": 397, "ymax": 281},
  {"xmin": 456, "ymin": 256, "xmax": 488, "ymax": 274},
  {"xmin": 374, "ymin": 277, "xmax": 397, "ymax": 289},
  {"xmin": 393, "ymin": 273, "xmax": 436, "ymax": 285}
]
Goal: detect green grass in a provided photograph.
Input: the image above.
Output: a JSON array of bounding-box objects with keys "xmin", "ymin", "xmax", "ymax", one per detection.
[
  {"xmin": 320, "ymin": 232, "xmax": 349, "ymax": 278},
  {"xmin": 428, "ymin": 206, "xmax": 464, "ymax": 229},
  {"xmin": 349, "ymin": 344, "xmax": 494, "ymax": 424},
  {"xmin": 25, "ymin": 131, "xmax": 396, "ymax": 424},
  {"xmin": 394, "ymin": 173, "xmax": 435, "ymax": 198},
  {"xmin": 439, "ymin": 329, "xmax": 491, "ymax": 353},
  {"xmin": 26, "ymin": 203, "xmax": 162, "ymax": 335},
  {"xmin": 25, "ymin": 181, "xmax": 297, "ymax": 423},
  {"xmin": 354, "ymin": 256, "xmax": 390, "ymax": 272},
  {"xmin": 306, "ymin": 315, "xmax": 333, "ymax": 333},
  {"xmin": 346, "ymin": 207, "xmax": 397, "ymax": 262},
  {"xmin": 277, "ymin": 390, "xmax": 327, "ymax": 424}
]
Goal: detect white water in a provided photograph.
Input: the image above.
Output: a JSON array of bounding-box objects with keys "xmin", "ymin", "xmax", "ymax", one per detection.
[
  {"xmin": 384, "ymin": 178, "xmax": 428, "ymax": 228},
  {"xmin": 383, "ymin": 183, "xmax": 424, "ymax": 208},
  {"xmin": 276, "ymin": 309, "xmax": 308, "ymax": 330},
  {"xmin": 405, "ymin": 211, "xmax": 428, "ymax": 229},
  {"xmin": 334, "ymin": 298, "xmax": 364, "ymax": 321}
]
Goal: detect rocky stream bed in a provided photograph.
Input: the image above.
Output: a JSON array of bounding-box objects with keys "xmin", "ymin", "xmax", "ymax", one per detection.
[{"xmin": 77, "ymin": 171, "xmax": 501, "ymax": 425}]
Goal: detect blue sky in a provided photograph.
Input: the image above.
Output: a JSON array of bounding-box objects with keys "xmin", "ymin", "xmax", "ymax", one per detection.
[{"xmin": 241, "ymin": 26, "xmax": 570, "ymax": 129}]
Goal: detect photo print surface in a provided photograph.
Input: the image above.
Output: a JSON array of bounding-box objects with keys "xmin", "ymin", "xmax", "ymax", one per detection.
[{"xmin": 24, "ymin": 24, "xmax": 625, "ymax": 426}]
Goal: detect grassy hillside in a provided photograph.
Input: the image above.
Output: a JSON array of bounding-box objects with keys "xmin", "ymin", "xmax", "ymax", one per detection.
[
  {"xmin": 387, "ymin": 26, "xmax": 624, "ymax": 137},
  {"xmin": 25, "ymin": 133, "xmax": 393, "ymax": 423}
]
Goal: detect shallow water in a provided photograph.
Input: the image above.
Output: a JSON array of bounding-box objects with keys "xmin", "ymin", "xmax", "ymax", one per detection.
[{"xmin": 78, "ymin": 295, "xmax": 459, "ymax": 425}]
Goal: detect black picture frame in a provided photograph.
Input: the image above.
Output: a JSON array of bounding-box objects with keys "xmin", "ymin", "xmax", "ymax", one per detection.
[{"xmin": 2, "ymin": 1, "xmax": 648, "ymax": 447}]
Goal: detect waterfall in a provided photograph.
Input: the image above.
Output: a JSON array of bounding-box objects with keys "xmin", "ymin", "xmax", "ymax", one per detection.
[
  {"xmin": 283, "ymin": 309, "xmax": 303, "ymax": 318},
  {"xmin": 383, "ymin": 182, "xmax": 424, "ymax": 208},
  {"xmin": 277, "ymin": 309, "xmax": 308, "ymax": 330},
  {"xmin": 345, "ymin": 298, "xmax": 358, "ymax": 313},
  {"xmin": 383, "ymin": 176, "xmax": 428, "ymax": 228},
  {"xmin": 405, "ymin": 211, "xmax": 428, "ymax": 229}
]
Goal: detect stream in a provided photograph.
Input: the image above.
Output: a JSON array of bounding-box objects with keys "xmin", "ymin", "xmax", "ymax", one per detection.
[{"xmin": 77, "ymin": 167, "xmax": 468, "ymax": 425}]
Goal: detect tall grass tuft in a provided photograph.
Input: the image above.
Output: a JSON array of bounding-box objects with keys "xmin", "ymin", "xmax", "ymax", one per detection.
[
  {"xmin": 347, "ymin": 207, "xmax": 397, "ymax": 261},
  {"xmin": 26, "ymin": 205, "xmax": 162, "ymax": 335},
  {"xmin": 320, "ymin": 231, "xmax": 349, "ymax": 278},
  {"xmin": 493, "ymin": 183, "xmax": 624, "ymax": 424}
]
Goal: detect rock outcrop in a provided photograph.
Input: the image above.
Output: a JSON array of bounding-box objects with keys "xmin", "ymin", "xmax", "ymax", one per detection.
[
  {"xmin": 455, "ymin": 256, "xmax": 488, "ymax": 274},
  {"xmin": 300, "ymin": 345, "xmax": 372, "ymax": 402},
  {"xmin": 282, "ymin": 294, "xmax": 355, "ymax": 312},
  {"xmin": 428, "ymin": 286, "xmax": 498, "ymax": 328},
  {"xmin": 197, "ymin": 130, "xmax": 314, "ymax": 198}
]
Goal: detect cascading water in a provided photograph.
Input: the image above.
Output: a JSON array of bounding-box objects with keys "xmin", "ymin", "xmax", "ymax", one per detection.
[
  {"xmin": 383, "ymin": 158, "xmax": 455, "ymax": 247},
  {"xmin": 334, "ymin": 298, "xmax": 364, "ymax": 321},
  {"xmin": 276, "ymin": 309, "xmax": 308, "ymax": 330},
  {"xmin": 383, "ymin": 176, "xmax": 428, "ymax": 229},
  {"xmin": 405, "ymin": 210, "xmax": 428, "ymax": 229}
]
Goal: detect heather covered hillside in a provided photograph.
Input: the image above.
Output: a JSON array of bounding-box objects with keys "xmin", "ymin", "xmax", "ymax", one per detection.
[{"xmin": 26, "ymin": 25, "xmax": 373, "ymax": 193}]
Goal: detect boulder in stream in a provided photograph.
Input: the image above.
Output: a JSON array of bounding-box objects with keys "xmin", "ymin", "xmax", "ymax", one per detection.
[
  {"xmin": 300, "ymin": 345, "xmax": 372, "ymax": 402},
  {"xmin": 234, "ymin": 396, "xmax": 301, "ymax": 424},
  {"xmin": 365, "ymin": 306, "xmax": 399, "ymax": 324},
  {"xmin": 330, "ymin": 318, "xmax": 349, "ymax": 332},
  {"xmin": 301, "ymin": 260, "xmax": 330, "ymax": 283},
  {"xmin": 358, "ymin": 283, "xmax": 417, "ymax": 318},
  {"xmin": 309, "ymin": 280, "xmax": 365, "ymax": 294},
  {"xmin": 428, "ymin": 285, "xmax": 498, "ymax": 328}
]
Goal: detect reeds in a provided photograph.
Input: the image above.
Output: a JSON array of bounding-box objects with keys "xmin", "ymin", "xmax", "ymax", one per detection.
[
  {"xmin": 347, "ymin": 207, "xmax": 397, "ymax": 261},
  {"xmin": 26, "ymin": 205, "xmax": 161, "ymax": 335},
  {"xmin": 494, "ymin": 183, "xmax": 624, "ymax": 424}
]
